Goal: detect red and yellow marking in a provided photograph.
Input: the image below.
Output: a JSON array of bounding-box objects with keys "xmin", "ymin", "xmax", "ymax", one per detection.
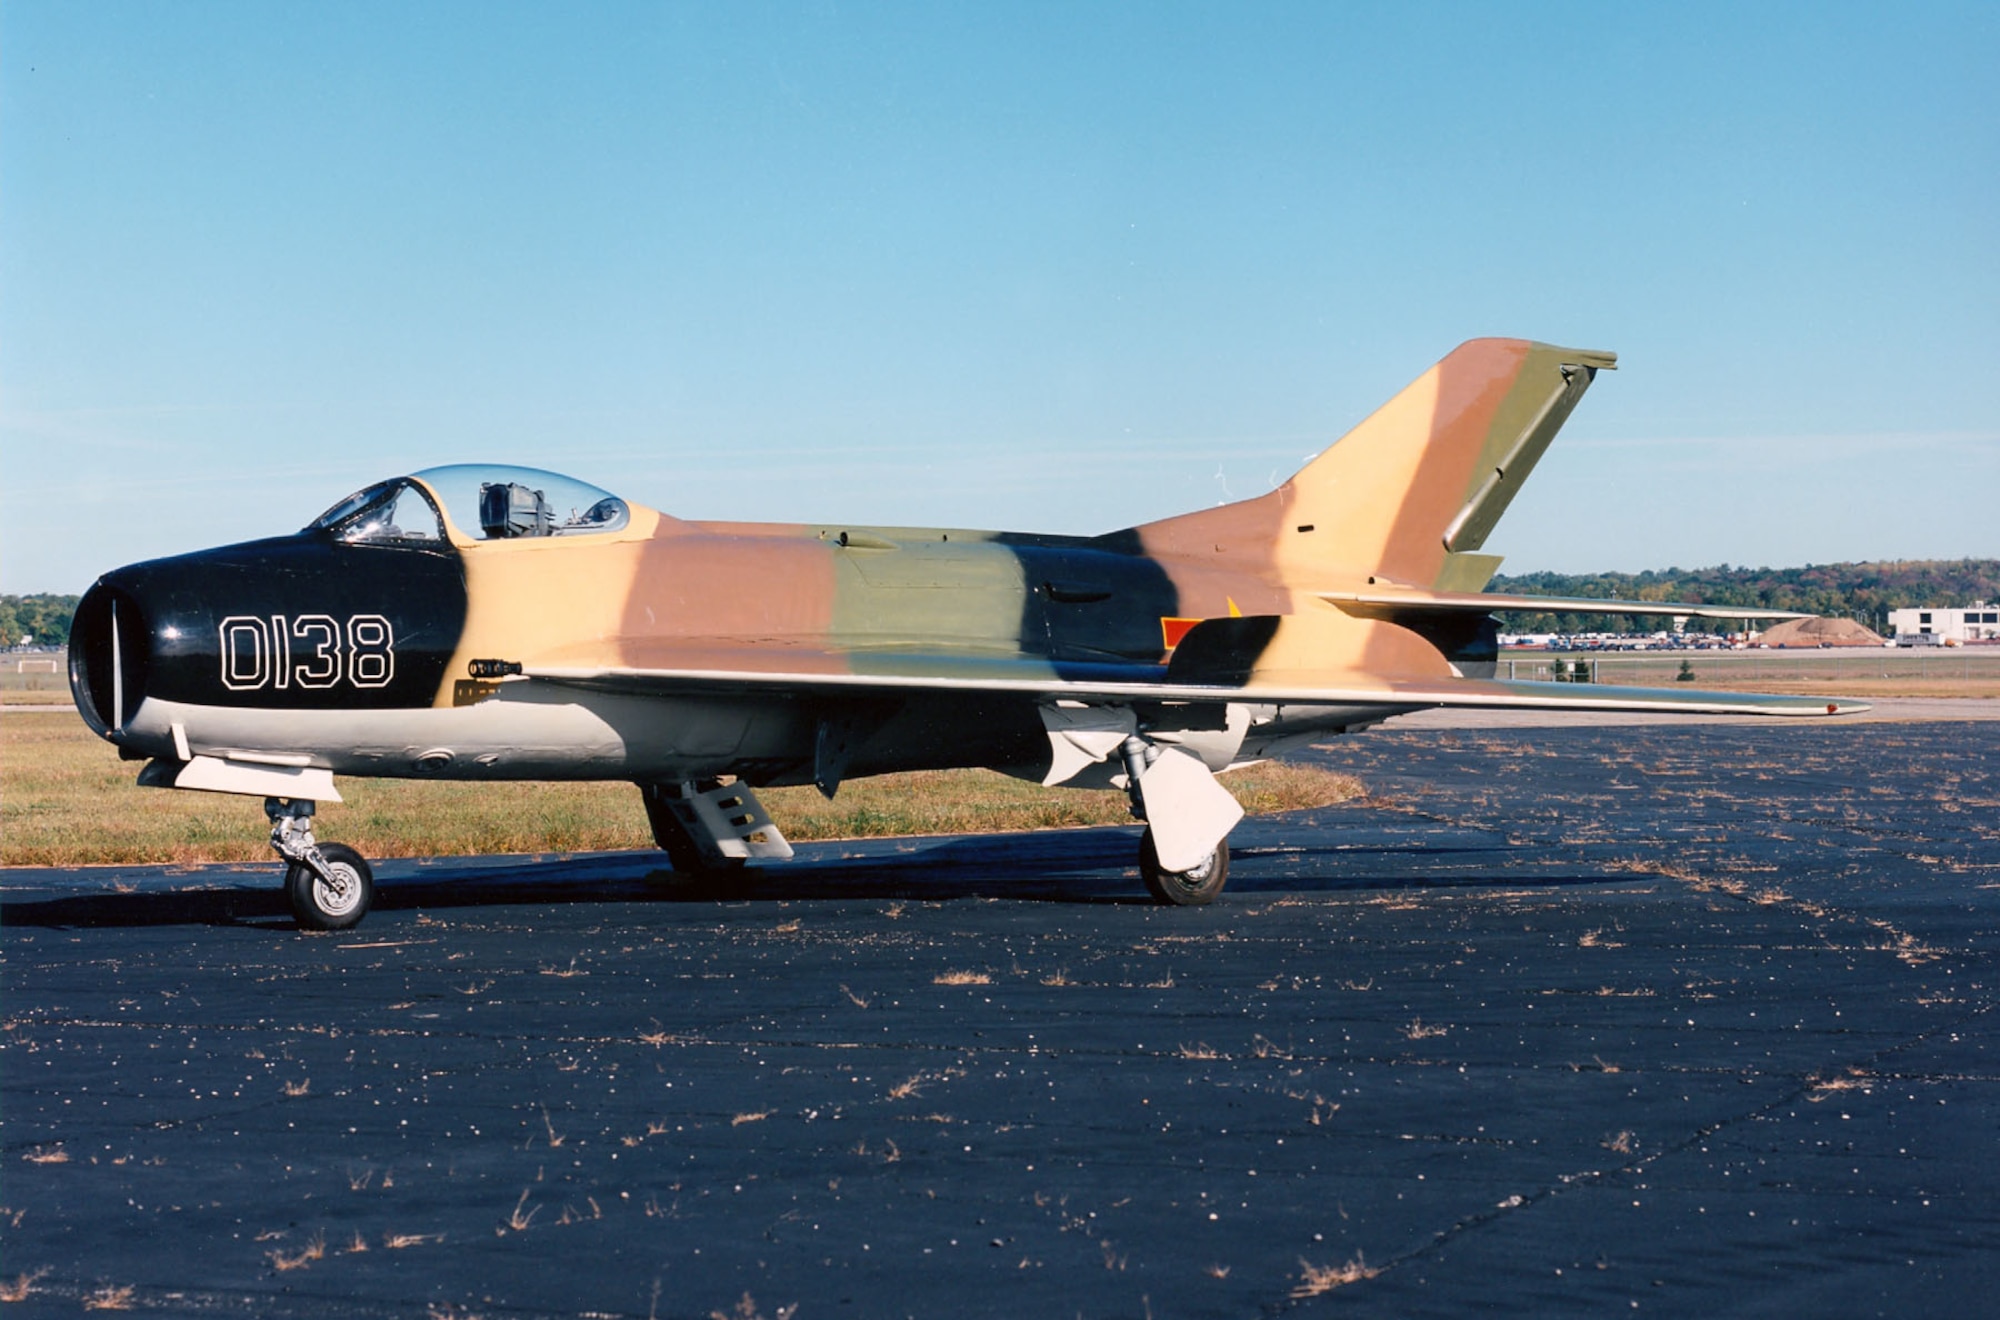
[
  {"xmin": 1161, "ymin": 617, "xmax": 1202, "ymax": 651},
  {"xmin": 1162, "ymin": 599, "xmax": 1243, "ymax": 651}
]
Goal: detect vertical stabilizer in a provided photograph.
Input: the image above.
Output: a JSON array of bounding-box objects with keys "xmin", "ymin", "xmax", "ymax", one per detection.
[{"xmin": 1139, "ymin": 339, "xmax": 1614, "ymax": 590}]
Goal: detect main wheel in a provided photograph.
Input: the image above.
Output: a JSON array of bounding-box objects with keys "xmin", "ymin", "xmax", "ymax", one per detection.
[
  {"xmin": 285, "ymin": 842, "xmax": 374, "ymax": 931},
  {"xmin": 644, "ymin": 853, "xmax": 753, "ymax": 901},
  {"xmin": 1139, "ymin": 829, "xmax": 1230, "ymax": 906},
  {"xmin": 661, "ymin": 837, "xmax": 748, "ymax": 879}
]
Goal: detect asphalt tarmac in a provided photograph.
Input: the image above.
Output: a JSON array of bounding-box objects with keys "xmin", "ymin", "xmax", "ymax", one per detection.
[{"xmin": 3, "ymin": 718, "xmax": 1996, "ymax": 1318}]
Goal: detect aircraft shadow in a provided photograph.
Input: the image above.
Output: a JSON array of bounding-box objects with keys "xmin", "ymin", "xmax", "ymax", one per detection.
[{"xmin": 0, "ymin": 824, "xmax": 1649, "ymax": 930}]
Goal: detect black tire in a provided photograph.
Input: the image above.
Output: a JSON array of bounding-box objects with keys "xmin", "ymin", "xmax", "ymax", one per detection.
[
  {"xmin": 643, "ymin": 855, "xmax": 754, "ymax": 901},
  {"xmin": 1139, "ymin": 829, "xmax": 1230, "ymax": 906},
  {"xmin": 285, "ymin": 842, "xmax": 374, "ymax": 931},
  {"xmin": 662, "ymin": 838, "xmax": 748, "ymax": 879}
]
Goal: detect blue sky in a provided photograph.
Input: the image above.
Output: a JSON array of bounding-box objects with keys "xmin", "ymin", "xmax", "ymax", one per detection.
[{"xmin": 3, "ymin": 2, "xmax": 1994, "ymax": 592}]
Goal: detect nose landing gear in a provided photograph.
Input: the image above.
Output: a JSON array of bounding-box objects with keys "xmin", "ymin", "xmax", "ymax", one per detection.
[{"xmin": 266, "ymin": 798, "xmax": 374, "ymax": 930}]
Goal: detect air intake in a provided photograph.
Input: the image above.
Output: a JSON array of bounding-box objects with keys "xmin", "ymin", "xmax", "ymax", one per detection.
[{"xmin": 69, "ymin": 583, "xmax": 150, "ymax": 737}]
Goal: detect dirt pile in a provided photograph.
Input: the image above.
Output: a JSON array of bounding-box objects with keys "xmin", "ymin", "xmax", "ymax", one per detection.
[{"xmin": 1758, "ymin": 616, "xmax": 1886, "ymax": 648}]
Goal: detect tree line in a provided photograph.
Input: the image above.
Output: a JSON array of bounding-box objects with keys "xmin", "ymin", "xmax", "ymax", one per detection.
[
  {"xmin": 1490, "ymin": 558, "xmax": 2000, "ymax": 636},
  {"xmin": 0, "ymin": 595, "xmax": 81, "ymax": 648}
]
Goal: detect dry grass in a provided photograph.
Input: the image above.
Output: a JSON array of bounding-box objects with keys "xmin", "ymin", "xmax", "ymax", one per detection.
[
  {"xmin": 267, "ymin": 1233, "xmax": 326, "ymax": 1272},
  {"xmin": 0, "ymin": 711, "xmax": 1361, "ymax": 865},
  {"xmin": 0, "ymin": 688, "xmax": 72, "ymax": 705},
  {"xmin": 1868, "ymin": 925, "xmax": 1944, "ymax": 966},
  {"xmin": 426, "ymin": 1305, "xmax": 483, "ymax": 1320},
  {"xmin": 1291, "ymin": 1255, "xmax": 1379, "ymax": 1297},
  {"xmin": 710, "ymin": 1293, "xmax": 799, "ymax": 1320},
  {"xmin": 506, "ymin": 1190, "xmax": 539, "ymax": 1232},
  {"xmin": 1250, "ymin": 1033, "xmax": 1291, "ymax": 1059},
  {"xmin": 383, "ymin": 1232, "xmax": 441, "ymax": 1249},
  {"xmin": 0, "ymin": 1270, "xmax": 50, "ymax": 1303},
  {"xmin": 1808, "ymin": 1068, "xmax": 1875, "ymax": 1101},
  {"xmin": 0, "ymin": 667, "xmax": 70, "ymax": 704},
  {"xmin": 82, "ymin": 1285, "xmax": 136, "ymax": 1311}
]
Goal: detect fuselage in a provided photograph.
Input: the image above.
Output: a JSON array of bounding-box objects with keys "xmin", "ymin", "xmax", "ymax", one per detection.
[{"xmin": 71, "ymin": 464, "xmax": 1464, "ymax": 789}]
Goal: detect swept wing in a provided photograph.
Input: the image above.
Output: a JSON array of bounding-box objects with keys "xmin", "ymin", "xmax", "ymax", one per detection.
[{"xmin": 526, "ymin": 656, "xmax": 1864, "ymax": 718}]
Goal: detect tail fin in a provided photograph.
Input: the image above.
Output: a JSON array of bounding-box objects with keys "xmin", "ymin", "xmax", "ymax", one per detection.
[{"xmin": 1139, "ymin": 339, "xmax": 1614, "ymax": 591}]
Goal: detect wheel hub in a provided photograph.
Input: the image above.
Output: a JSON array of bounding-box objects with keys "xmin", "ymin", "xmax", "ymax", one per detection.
[{"xmin": 315, "ymin": 869, "xmax": 359, "ymax": 916}]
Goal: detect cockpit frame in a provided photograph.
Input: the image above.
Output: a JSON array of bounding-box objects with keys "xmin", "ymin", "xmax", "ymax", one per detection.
[{"xmin": 310, "ymin": 466, "xmax": 640, "ymax": 551}]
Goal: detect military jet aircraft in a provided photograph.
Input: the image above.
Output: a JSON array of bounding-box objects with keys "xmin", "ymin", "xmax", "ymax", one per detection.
[{"xmin": 69, "ymin": 338, "xmax": 1861, "ymax": 929}]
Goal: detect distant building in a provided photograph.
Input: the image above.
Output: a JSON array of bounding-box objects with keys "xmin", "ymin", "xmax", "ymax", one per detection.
[{"xmin": 1888, "ymin": 602, "xmax": 2000, "ymax": 644}]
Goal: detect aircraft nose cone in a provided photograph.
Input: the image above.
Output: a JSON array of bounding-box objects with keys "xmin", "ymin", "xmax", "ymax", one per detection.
[
  {"xmin": 70, "ymin": 579, "xmax": 152, "ymax": 737},
  {"xmin": 72, "ymin": 531, "xmax": 470, "ymax": 725}
]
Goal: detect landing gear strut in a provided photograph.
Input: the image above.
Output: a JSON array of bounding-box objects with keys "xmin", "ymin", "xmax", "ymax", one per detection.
[{"xmin": 267, "ymin": 798, "xmax": 373, "ymax": 930}]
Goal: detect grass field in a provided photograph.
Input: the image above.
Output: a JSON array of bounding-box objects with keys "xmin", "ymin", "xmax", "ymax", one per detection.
[
  {"xmin": 1503, "ymin": 648, "xmax": 2000, "ymax": 700},
  {"xmin": 0, "ymin": 662, "xmax": 70, "ymax": 705},
  {"xmin": 0, "ymin": 710, "xmax": 1362, "ymax": 867}
]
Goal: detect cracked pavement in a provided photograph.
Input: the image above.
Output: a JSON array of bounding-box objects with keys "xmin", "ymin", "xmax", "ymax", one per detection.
[{"xmin": 3, "ymin": 717, "xmax": 1996, "ymax": 1317}]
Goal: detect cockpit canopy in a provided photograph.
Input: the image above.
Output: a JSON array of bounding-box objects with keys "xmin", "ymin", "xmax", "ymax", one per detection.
[{"xmin": 310, "ymin": 466, "xmax": 631, "ymax": 544}]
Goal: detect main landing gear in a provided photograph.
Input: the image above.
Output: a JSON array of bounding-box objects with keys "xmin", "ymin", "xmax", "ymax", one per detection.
[
  {"xmin": 267, "ymin": 798, "xmax": 374, "ymax": 930},
  {"xmin": 1120, "ymin": 736, "xmax": 1236, "ymax": 907},
  {"xmin": 1138, "ymin": 828, "xmax": 1231, "ymax": 906}
]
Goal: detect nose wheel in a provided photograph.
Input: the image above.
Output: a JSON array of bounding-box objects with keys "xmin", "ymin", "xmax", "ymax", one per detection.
[
  {"xmin": 267, "ymin": 799, "xmax": 374, "ymax": 930},
  {"xmin": 284, "ymin": 842, "xmax": 374, "ymax": 929}
]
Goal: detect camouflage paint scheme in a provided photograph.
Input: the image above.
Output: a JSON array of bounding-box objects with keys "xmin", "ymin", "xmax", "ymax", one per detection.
[
  {"xmin": 459, "ymin": 338, "xmax": 1605, "ymax": 694},
  {"xmin": 71, "ymin": 338, "xmax": 1857, "ymax": 809}
]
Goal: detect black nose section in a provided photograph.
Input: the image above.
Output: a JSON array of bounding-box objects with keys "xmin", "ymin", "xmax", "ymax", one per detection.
[
  {"xmin": 72, "ymin": 533, "xmax": 469, "ymax": 716},
  {"xmin": 70, "ymin": 581, "xmax": 152, "ymax": 737}
]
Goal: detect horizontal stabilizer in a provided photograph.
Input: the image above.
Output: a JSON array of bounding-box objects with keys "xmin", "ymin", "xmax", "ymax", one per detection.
[
  {"xmin": 1457, "ymin": 679, "xmax": 1866, "ymax": 717},
  {"xmin": 1320, "ymin": 590, "xmax": 1809, "ymax": 622}
]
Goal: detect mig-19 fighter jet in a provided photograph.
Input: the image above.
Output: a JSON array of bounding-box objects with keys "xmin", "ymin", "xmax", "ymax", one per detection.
[{"xmin": 69, "ymin": 338, "xmax": 1861, "ymax": 929}]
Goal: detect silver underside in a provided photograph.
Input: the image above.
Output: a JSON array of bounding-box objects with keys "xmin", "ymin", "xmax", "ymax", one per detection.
[{"xmin": 118, "ymin": 688, "xmax": 1410, "ymax": 795}]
